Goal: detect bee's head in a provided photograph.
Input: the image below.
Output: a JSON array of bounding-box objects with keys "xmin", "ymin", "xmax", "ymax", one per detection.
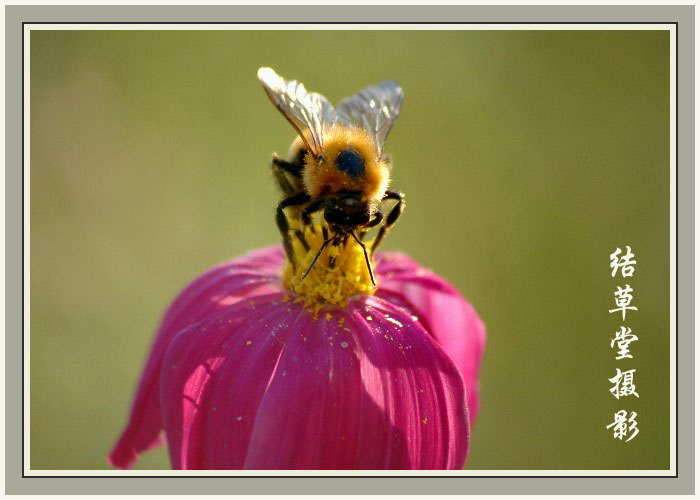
[{"xmin": 324, "ymin": 191, "xmax": 371, "ymax": 228}]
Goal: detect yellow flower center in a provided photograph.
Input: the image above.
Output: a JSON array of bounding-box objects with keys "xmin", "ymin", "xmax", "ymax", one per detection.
[{"xmin": 282, "ymin": 220, "xmax": 377, "ymax": 315}]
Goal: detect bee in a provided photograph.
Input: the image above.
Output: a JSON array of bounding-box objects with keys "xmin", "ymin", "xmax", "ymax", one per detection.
[{"xmin": 258, "ymin": 67, "xmax": 405, "ymax": 285}]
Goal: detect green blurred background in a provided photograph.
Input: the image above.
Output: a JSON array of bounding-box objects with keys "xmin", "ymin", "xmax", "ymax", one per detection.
[{"xmin": 30, "ymin": 30, "xmax": 671, "ymax": 470}]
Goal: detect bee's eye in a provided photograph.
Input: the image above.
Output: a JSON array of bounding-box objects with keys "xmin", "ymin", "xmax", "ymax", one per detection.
[{"xmin": 335, "ymin": 149, "xmax": 365, "ymax": 177}]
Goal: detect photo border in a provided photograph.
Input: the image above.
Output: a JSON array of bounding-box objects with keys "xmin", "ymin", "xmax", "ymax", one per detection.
[{"xmin": 6, "ymin": 4, "xmax": 694, "ymax": 495}]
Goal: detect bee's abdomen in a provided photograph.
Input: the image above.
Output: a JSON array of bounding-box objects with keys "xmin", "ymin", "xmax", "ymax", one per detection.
[{"xmin": 335, "ymin": 149, "xmax": 365, "ymax": 177}]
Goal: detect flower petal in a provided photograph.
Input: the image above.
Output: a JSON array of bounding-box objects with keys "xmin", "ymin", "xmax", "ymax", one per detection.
[
  {"xmin": 160, "ymin": 293, "xmax": 292, "ymax": 469},
  {"xmin": 375, "ymin": 252, "xmax": 486, "ymax": 421},
  {"xmin": 347, "ymin": 297, "xmax": 469, "ymax": 469},
  {"xmin": 109, "ymin": 246, "xmax": 284, "ymax": 469},
  {"xmin": 160, "ymin": 294, "xmax": 468, "ymax": 469},
  {"xmin": 111, "ymin": 245, "xmax": 480, "ymax": 470}
]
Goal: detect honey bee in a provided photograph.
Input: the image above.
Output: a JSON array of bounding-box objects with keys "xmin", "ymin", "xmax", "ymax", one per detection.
[{"xmin": 258, "ymin": 67, "xmax": 405, "ymax": 285}]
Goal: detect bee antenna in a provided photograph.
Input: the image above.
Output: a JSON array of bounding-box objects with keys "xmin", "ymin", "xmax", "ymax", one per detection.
[
  {"xmin": 349, "ymin": 230, "xmax": 376, "ymax": 287},
  {"xmin": 301, "ymin": 235, "xmax": 335, "ymax": 282}
]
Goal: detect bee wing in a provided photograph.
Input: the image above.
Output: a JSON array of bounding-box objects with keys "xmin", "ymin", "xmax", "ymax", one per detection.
[
  {"xmin": 258, "ymin": 67, "xmax": 337, "ymax": 158},
  {"xmin": 336, "ymin": 80, "xmax": 403, "ymax": 156}
]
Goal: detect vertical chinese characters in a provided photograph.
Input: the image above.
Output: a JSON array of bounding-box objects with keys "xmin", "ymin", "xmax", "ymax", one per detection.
[
  {"xmin": 608, "ymin": 368, "xmax": 639, "ymax": 399},
  {"xmin": 611, "ymin": 327, "xmax": 638, "ymax": 360},
  {"xmin": 609, "ymin": 285, "xmax": 638, "ymax": 321},
  {"xmin": 606, "ymin": 410, "xmax": 639, "ymax": 442},
  {"xmin": 610, "ymin": 246, "xmax": 636, "ymax": 278},
  {"xmin": 607, "ymin": 246, "xmax": 639, "ymax": 442}
]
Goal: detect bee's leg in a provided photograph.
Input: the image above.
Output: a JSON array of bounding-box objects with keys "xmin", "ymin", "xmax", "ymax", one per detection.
[
  {"xmin": 358, "ymin": 211, "xmax": 384, "ymax": 241},
  {"xmin": 294, "ymin": 229, "xmax": 310, "ymax": 252},
  {"xmin": 368, "ymin": 211, "xmax": 384, "ymax": 228},
  {"xmin": 350, "ymin": 231, "xmax": 376, "ymax": 286},
  {"xmin": 272, "ymin": 154, "xmax": 303, "ymax": 178},
  {"xmin": 271, "ymin": 156, "xmax": 300, "ymax": 197},
  {"xmin": 301, "ymin": 199, "xmax": 325, "ymax": 226},
  {"xmin": 294, "ymin": 199, "xmax": 325, "ymax": 252},
  {"xmin": 276, "ymin": 192, "xmax": 311, "ymax": 270},
  {"xmin": 301, "ymin": 235, "xmax": 336, "ymax": 282},
  {"xmin": 328, "ymin": 243, "xmax": 337, "ymax": 269},
  {"xmin": 302, "ymin": 198, "xmax": 324, "ymax": 236},
  {"xmin": 328, "ymin": 235, "xmax": 349, "ymax": 269},
  {"xmin": 370, "ymin": 191, "xmax": 404, "ymax": 255}
]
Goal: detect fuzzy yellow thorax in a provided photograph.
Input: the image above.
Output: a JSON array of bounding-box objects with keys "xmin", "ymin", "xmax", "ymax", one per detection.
[
  {"xmin": 302, "ymin": 125, "xmax": 390, "ymax": 204},
  {"xmin": 282, "ymin": 220, "xmax": 376, "ymax": 315}
]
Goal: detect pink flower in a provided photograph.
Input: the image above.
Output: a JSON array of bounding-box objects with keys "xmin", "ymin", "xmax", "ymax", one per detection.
[{"xmin": 109, "ymin": 245, "xmax": 486, "ymax": 470}]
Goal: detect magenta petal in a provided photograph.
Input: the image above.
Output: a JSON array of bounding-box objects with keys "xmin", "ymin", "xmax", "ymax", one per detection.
[
  {"xmin": 108, "ymin": 247, "xmax": 284, "ymax": 469},
  {"xmin": 159, "ymin": 295, "xmax": 468, "ymax": 470},
  {"xmin": 111, "ymin": 245, "xmax": 482, "ymax": 470},
  {"xmin": 160, "ymin": 293, "xmax": 292, "ymax": 469},
  {"xmin": 375, "ymin": 252, "xmax": 487, "ymax": 421},
  {"xmin": 346, "ymin": 297, "xmax": 469, "ymax": 469}
]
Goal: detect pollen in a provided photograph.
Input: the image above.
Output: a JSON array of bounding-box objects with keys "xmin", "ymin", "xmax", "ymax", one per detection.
[{"xmin": 282, "ymin": 222, "xmax": 377, "ymax": 316}]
